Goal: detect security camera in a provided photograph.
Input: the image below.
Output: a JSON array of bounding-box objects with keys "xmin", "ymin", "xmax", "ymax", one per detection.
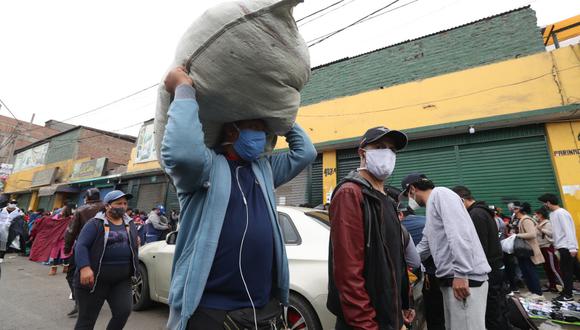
[{"xmin": 468, "ymin": 126, "xmax": 475, "ymax": 134}]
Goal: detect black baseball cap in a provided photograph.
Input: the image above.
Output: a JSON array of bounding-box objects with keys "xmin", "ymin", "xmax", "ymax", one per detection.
[
  {"xmin": 359, "ymin": 126, "xmax": 408, "ymax": 150},
  {"xmin": 400, "ymin": 172, "xmax": 429, "ymax": 196}
]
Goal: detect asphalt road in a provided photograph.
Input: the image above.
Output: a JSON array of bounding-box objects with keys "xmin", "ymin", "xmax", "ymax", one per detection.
[{"xmin": 0, "ymin": 254, "xmax": 169, "ymax": 330}]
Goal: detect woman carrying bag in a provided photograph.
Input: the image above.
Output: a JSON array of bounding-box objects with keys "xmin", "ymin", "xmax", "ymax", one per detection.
[
  {"xmin": 73, "ymin": 190, "xmax": 139, "ymax": 330},
  {"xmin": 514, "ymin": 202, "xmax": 545, "ymax": 296}
]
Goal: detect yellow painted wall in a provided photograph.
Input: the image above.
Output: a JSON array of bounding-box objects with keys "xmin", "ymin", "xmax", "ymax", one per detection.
[
  {"xmin": 4, "ymin": 157, "xmax": 91, "ymax": 193},
  {"xmin": 276, "ymin": 45, "xmax": 580, "ymax": 149},
  {"xmin": 322, "ymin": 150, "xmax": 337, "ymax": 205},
  {"xmin": 126, "ymin": 147, "xmax": 161, "ymax": 173},
  {"xmin": 546, "ymin": 121, "xmax": 580, "ymax": 243}
]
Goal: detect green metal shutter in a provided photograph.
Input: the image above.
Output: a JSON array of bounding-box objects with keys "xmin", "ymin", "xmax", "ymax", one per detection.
[
  {"xmin": 458, "ymin": 135, "xmax": 558, "ymax": 211},
  {"xmin": 16, "ymin": 193, "xmax": 32, "ymax": 211},
  {"xmin": 334, "ymin": 125, "xmax": 559, "ymax": 211},
  {"xmin": 337, "ymin": 149, "xmax": 359, "ymax": 180},
  {"xmin": 307, "ymin": 154, "xmax": 323, "ymax": 206},
  {"xmin": 136, "ymin": 183, "xmax": 167, "ymax": 212},
  {"xmin": 37, "ymin": 196, "xmax": 55, "ymax": 211}
]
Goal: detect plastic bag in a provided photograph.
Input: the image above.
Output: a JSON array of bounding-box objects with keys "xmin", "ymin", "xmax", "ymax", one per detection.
[
  {"xmin": 155, "ymin": 0, "xmax": 310, "ymax": 162},
  {"xmin": 501, "ymin": 235, "xmax": 516, "ymax": 254}
]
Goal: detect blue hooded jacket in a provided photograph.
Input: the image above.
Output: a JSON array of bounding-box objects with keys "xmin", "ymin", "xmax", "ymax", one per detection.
[{"xmin": 162, "ymin": 86, "xmax": 317, "ymax": 329}]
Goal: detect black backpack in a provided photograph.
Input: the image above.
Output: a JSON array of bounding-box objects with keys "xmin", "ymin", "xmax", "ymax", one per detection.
[{"xmin": 506, "ymin": 296, "xmax": 539, "ymax": 330}]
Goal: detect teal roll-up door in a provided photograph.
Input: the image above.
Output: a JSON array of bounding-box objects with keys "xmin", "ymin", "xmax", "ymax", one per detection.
[
  {"xmin": 16, "ymin": 193, "xmax": 32, "ymax": 211},
  {"xmin": 458, "ymin": 135, "xmax": 558, "ymax": 211},
  {"xmin": 308, "ymin": 154, "xmax": 323, "ymax": 206},
  {"xmin": 37, "ymin": 196, "xmax": 55, "ymax": 211},
  {"xmin": 335, "ymin": 124, "xmax": 559, "ymax": 211}
]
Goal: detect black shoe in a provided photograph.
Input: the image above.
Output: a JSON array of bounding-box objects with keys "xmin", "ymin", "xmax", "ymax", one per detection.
[
  {"xmin": 67, "ymin": 304, "xmax": 78, "ymax": 318},
  {"xmin": 553, "ymin": 294, "xmax": 573, "ymax": 302}
]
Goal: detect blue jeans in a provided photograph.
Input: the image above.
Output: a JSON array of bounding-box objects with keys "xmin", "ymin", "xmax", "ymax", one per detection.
[{"xmin": 517, "ymin": 257, "xmax": 542, "ymax": 295}]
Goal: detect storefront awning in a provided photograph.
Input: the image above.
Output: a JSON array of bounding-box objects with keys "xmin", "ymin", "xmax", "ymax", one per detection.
[
  {"xmin": 67, "ymin": 174, "xmax": 121, "ymax": 186},
  {"xmin": 38, "ymin": 184, "xmax": 80, "ymax": 197}
]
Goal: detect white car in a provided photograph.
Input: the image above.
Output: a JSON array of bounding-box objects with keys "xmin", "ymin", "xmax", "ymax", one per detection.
[{"xmin": 133, "ymin": 206, "xmax": 335, "ymax": 330}]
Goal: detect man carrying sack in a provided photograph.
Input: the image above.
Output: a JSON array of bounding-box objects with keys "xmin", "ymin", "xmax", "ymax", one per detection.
[{"xmin": 162, "ymin": 67, "xmax": 316, "ymax": 330}]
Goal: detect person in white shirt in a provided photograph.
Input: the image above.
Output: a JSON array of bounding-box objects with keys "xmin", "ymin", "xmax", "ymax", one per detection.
[{"xmin": 538, "ymin": 193, "xmax": 579, "ymax": 302}]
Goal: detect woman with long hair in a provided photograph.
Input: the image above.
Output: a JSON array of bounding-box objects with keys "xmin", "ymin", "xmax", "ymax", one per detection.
[{"xmin": 515, "ymin": 202, "xmax": 545, "ymax": 296}]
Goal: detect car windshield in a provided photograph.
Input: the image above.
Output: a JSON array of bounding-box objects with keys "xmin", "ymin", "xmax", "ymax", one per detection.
[{"xmin": 305, "ymin": 210, "xmax": 329, "ymax": 228}]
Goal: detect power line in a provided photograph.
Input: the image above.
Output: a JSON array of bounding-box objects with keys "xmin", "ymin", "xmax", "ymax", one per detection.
[
  {"xmin": 0, "ymin": 98, "xmax": 19, "ymax": 121},
  {"xmin": 297, "ymin": 64, "xmax": 580, "ymax": 118},
  {"xmin": 298, "ymin": 0, "xmax": 358, "ymax": 27},
  {"xmin": 62, "ymin": 83, "xmax": 158, "ymax": 122},
  {"xmin": 307, "ymin": 0, "xmax": 404, "ymax": 48},
  {"xmin": 358, "ymin": 0, "xmax": 419, "ymax": 24},
  {"xmin": 296, "ymin": 0, "xmax": 348, "ymax": 23}
]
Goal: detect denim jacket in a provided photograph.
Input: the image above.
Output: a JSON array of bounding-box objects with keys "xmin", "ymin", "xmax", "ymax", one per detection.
[{"xmin": 162, "ymin": 86, "xmax": 317, "ymax": 330}]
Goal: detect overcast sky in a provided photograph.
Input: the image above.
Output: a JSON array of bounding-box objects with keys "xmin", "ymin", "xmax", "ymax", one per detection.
[{"xmin": 0, "ymin": 0, "xmax": 578, "ymax": 138}]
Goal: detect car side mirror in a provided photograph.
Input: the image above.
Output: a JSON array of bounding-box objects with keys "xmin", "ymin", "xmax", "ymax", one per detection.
[{"xmin": 166, "ymin": 231, "xmax": 178, "ymax": 245}]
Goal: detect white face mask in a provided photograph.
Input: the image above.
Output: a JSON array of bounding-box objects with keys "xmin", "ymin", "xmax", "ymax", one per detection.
[
  {"xmin": 408, "ymin": 189, "xmax": 420, "ymax": 210},
  {"xmin": 361, "ymin": 148, "xmax": 396, "ymax": 181},
  {"xmin": 7, "ymin": 203, "xmax": 17, "ymax": 209}
]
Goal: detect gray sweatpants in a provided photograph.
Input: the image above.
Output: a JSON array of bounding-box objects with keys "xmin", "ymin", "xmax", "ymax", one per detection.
[{"xmin": 440, "ymin": 281, "xmax": 488, "ymax": 330}]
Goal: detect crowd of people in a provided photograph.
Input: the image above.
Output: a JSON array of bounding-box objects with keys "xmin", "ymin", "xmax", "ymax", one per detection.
[
  {"xmin": 0, "ymin": 188, "xmax": 179, "ymax": 327},
  {"xmin": 1, "ymin": 66, "xmax": 579, "ymax": 330}
]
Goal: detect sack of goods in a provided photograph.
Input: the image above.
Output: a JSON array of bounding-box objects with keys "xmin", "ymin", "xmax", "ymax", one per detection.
[{"xmin": 154, "ymin": 0, "xmax": 310, "ymax": 162}]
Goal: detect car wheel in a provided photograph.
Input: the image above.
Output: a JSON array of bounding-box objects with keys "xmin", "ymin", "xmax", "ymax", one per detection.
[
  {"xmin": 288, "ymin": 292, "xmax": 322, "ymax": 330},
  {"xmin": 132, "ymin": 263, "xmax": 152, "ymax": 311}
]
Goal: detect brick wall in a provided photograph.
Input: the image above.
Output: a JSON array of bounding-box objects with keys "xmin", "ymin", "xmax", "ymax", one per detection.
[
  {"xmin": 0, "ymin": 114, "xmax": 60, "ymax": 163},
  {"xmin": 300, "ymin": 7, "xmax": 545, "ymax": 106},
  {"xmin": 76, "ymin": 128, "xmax": 135, "ymax": 170}
]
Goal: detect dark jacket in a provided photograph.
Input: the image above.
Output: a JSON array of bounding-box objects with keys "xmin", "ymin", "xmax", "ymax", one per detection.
[
  {"xmin": 64, "ymin": 200, "xmax": 105, "ymax": 254},
  {"xmin": 73, "ymin": 212, "xmax": 139, "ymax": 292},
  {"xmin": 327, "ymin": 171, "xmax": 409, "ymax": 330},
  {"xmin": 467, "ymin": 201, "xmax": 504, "ymax": 270}
]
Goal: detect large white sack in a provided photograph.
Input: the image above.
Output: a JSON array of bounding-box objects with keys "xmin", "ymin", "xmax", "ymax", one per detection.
[{"xmin": 155, "ymin": 0, "xmax": 310, "ymax": 160}]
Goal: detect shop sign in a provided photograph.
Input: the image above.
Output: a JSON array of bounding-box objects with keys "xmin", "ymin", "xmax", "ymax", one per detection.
[
  {"xmin": 135, "ymin": 123, "xmax": 157, "ymax": 163},
  {"xmin": 553, "ymin": 149, "xmax": 580, "ymax": 157},
  {"xmin": 31, "ymin": 167, "xmax": 59, "ymax": 187},
  {"xmin": 70, "ymin": 158, "xmax": 108, "ymax": 181},
  {"xmin": 13, "ymin": 143, "xmax": 48, "ymax": 172}
]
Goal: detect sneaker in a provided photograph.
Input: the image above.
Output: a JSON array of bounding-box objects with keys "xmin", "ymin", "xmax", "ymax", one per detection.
[
  {"xmin": 553, "ymin": 294, "xmax": 574, "ymax": 302},
  {"xmin": 0, "ymin": 258, "xmax": 3, "ymax": 264},
  {"xmin": 48, "ymin": 266, "xmax": 57, "ymax": 276},
  {"xmin": 62, "ymin": 265, "xmax": 69, "ymax": 273}
]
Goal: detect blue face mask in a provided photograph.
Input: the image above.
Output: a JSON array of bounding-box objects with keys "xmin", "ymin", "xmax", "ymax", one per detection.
[{"xmin": 233, "ymin": 128, "xmax": 266, "ymax": 161}]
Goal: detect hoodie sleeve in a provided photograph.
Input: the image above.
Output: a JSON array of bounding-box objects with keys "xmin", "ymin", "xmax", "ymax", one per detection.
[
  {"xmin": 161, "ymin": 84, "xmax": 213, "ymax": 194},
  {"xmin": 268, "ymin": 124, "xmax": 317, "ymax": 189},
  {"xmin": 436, "ymin": 189, "xmax": 475, "ymax": 278}
]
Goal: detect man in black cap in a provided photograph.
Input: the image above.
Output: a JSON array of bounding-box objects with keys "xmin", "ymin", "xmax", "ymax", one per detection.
[
  {"xmin": 63, "ymin": 188, "xmax": 103, "ymax": 317},
  {"xmin": 327, "ymin": 126, "xmax": 414, "ymax": 330},
  {"xmin": 402, "ymin": 173, "xmax": 490, "ymax": 330}
]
